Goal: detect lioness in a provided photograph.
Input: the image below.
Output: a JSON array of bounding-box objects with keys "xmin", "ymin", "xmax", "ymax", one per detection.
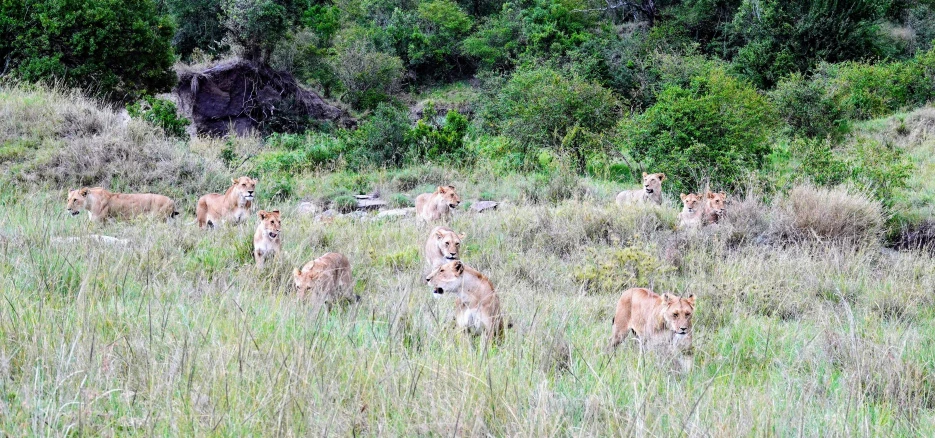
[
  {"xmin": 424, "ymin": 226, "xmax": 466, "ymax": 270},
  {"xmin": 703, "ymin": 191, "xmax": 727, "ymax": 225},
  {"xmin": 66, "ymin": 187, "xmax": 177, "ymax": 222},
  {"xmin": 608, "ymin": 287, "xmax": 695, "ymax": 355},
  {"xmin": 415, "ymin": 185, "xmax": 461, "ymax": 222},
  {"xmin": 293, "ymin": 252, "xmax": 357, "ymax": 307},
  {"xmin": 253, "ymin": 210, "xmax": 281, "ymax": 269},
  {"xmin": 425, "ymin": 260, "xmax": 504, "ymax": 341},
  {"xmin": 616, "ymin": 172, "xmax": 665, "ymax": 206},
  {"xmin": 196, "ymin": 177, "xmax": 257, "ymax": 228},
  {"xmin": 677, "ymin": 193, "xmax": 704, "ymax": 230}
]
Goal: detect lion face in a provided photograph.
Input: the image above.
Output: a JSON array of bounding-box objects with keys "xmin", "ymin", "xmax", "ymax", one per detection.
[
  {"xmin": 66, "ymin": 188, "xmax": 90, "ymax": 216},
  {"xmin": 705, "ymin": 191, "xmax": 727, "ymax": 215},
  {"xmin": 642, "ymin": 172, "xmax": 666, "ymax": 195},
  {"xmin": 257, "ymin": 210, "xmax": 281, "ymax": 239},
  {"xmin": 437, "ymin": 185, "xmax": 461, "ymax": 209},
  {"xmin": 436, "ymin": 229, "xmax": 465, "ymax": 260},
  {"xmin": 232, "ymin": 177, "xmax": 257, "ymax": 203},
  {"xmin": 679, "ymin": 193, "xmax": 702, "ymax": 213},
  {"xmin": 425, "ymin": 260, "xmax": 465, "ymax": 295},
  {"xmin": 661, "ymin": 293, "xmax": 695, "ymax": 335},
  {"xmin": 292, "ymin": 267, "xmax": 320, "ymax": 299}
]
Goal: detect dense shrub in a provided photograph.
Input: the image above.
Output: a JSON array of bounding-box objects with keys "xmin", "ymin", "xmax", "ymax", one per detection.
[
  {"xmin": 126, "ymin": 96, "xmax": 190, "ymax": 138},
  {"xmin": 387, "ymin": 0, "xmax": 474, "ymax": 79},
  {"xmin": 346, "ymin": 103, "xmax": 413, "ymax": 166},
  {"xmin": 331, "ymin": 29, "xmax": 404, "ymax": 110},
  {"xmin": 408, "ymin": 103, "xmax": 470, "ymax": 162},
  {"xmin": 482, "ymin": 67, "xmax": 619, "ymax": 173},
  {"xmin": 0, "ymin": 0, "xmax": 176, "ymax": 100},
  {"xmin": 618, "ymin": 66, "xmax": 778, "ymax": 195},
  {"xmin": 253, "ymin": 132, "xmax": 345, "ymax": 174},
  {"xmin": 165, "ymin": 0, "xmax": 228, "ymax": 60},
  {"xmin": 573, "ymin": 245, "xmax": 672, "ymax": 294}
]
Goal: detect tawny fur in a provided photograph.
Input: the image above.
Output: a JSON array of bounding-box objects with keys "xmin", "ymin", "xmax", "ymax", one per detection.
[
  {"xmin": 253, "ymin": 210, "xmax": 281, "ymax": 269},
  {"xmin": 66, "ymin": 187, "xmax": 176, "ymax": 222},
  {"xmin": 703, "ymin": 191, "xmax": 727, "ymax": 225},
  {"xmin": 608, "ymin": 287, "xmax": 695, "ymax": 353},
  {"xmin": 616, "ymin": 172, "xmax": 665, "ymax": 206},
  {"xmin": 426, "ymin": 260, "xmax": 504, "ymax": 341},
  {"xmin": 293, "ymin": 252, "xmax": 356, "ymax": 308},
  {"xmin": 424, "ymin": 226, "xmax": 466, "ymax": 270},
  {"xmin": 677, "ymin": 193, "xmax": 704, "ymax": 230},
  {"xmin": 415, "ymin": 185, "xmax": 461, "ymax": 222},
  {"xmin": 196, "ymin": 177, "xmax": 257, "ymax": 228}
]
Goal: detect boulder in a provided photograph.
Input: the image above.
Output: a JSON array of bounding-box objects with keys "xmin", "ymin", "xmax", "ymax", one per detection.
[{"xmin": 471, "ymin": 201, "xmax": 498, "ymax": 213}]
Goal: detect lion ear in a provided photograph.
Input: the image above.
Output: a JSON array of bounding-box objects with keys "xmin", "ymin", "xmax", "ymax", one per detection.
[
  {"xmin": 458, "ymin": 232, "xmax": 466, "ymax": 240},
  {"xmin": 685, "ymin": 293, "xmax": 696, "ymax": 307},
  {"xmin": 447, "ymin": 185, "xmax": 456, "ymax": 191},
  {"xmin": 79, "ymin": 188, "xmax": 89, "ymax": 196},
  {"xmin": 706, "ymin": 192, "xmax": 715, "ymax": 199},
  {"xmin": 642, "ymin": 172, "xmax": 648, "ymax": 178},
  {"xmin": 271, "ymin": 210, "xmax": 280, "ymax": 216},
  {"xmin": 720, "ymin": 192, "xmax": 726, "ymax": 198},
  {"xmin": 657, "ymin": 173, "xmax": 666, "ymax": 181},
  {"xmin": 453, "ymin": 260, "xmax": 464, "ymax": 274},
  {"xmin": 680, "ymin": 193, "xmax": 687, "ymax": 201},
  {"xmin": 232, "ymin": 178, "xmax": 238, "ymax": 184},
  {"xmin": 436, "ymin": 186, "xmax": 446, "ymax": 193},
  {"xmin": 661, "ymin": 293, "xmax": 674, "ymax": 305},
  {"xmin": 435, "ymin": 228, "xmax": 445, "ymax": 238},
  {"xmin": 293, "ymin": 268, "xmax": 301, "ymax": 277},
  {"xmin": 252, "ymin": 178, "xmax": 259, "ymax": 184},
  {"xmin": 258, "ymin": 210, "xmax": 268, "ymax": 219}
]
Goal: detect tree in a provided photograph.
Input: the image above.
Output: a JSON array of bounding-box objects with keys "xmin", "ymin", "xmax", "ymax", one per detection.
[
  {"xmin": 165, "ymin": 0, "xmax": 228, "ymax": 61},
  {"xmin": 221, "ymin": 0, "xmax": 310, "ymax": 62},
  {"xmin": 0, "ymin": 0, "xmax": 176, "ymax": 100}
]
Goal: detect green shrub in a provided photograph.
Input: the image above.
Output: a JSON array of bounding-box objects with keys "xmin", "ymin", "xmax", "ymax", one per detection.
[
  {"xmin": 126, "ymin": 96, "xmax": 190, "ymax": 138},
  {"xmin": 482, "ymin": 67, "xmax": 619, "ymax": 173},
  {"xmin": 573, "ymin": 245, "xmax": 673, "ymax": 294},
  {"xmin": 389, "ymin": 193, "xmax": 413, "ymax": 208},
  {"xmin": 769, "ymin": 73, "xmax": 847, "ymax": 139},
  {"xmin": 255, "ymin": 132, "xmax": 344, "ymax": 175},
  {"xmin": 408, "ymin": 103, "xmax": 470, "ymax": 162},
  {"xmin": 331, "ymin": 195, "xmax": 358, "ymax": 213},
  {"xmin": 0, "ymin": 0, "xmax": 176, "ymax": 100},
  {"xmin": 332, "ymin": 28, "xmax": 404, "ymax": 110},
  {"xmin": 264, "ymin": 172, "xmax": 296, "ymax": 201},
  {"xmin": 165, "ymin": 0, "xmax": 228, "ymax": 61},
  {"xmin": 618, "ymin": 66, "xmax": 779, "ymax": 195},
  {"xmin": 387, "ymin": 0, "xmax": 473, "ymax": 80},
  {"xmin": 347, "ymin": 103, "xmax": 413, "ymax": 167}
]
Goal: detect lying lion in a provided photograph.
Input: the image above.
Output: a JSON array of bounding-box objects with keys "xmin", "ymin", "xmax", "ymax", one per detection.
[
  {"xmin": 703, "ymin": 191, "xmax": 727, "ymax": 225},
  {"xmin": 253, "ymin": 210, "xmax": 281, "ymax": 269},
  {"xmin": 196, "ymin": 177, "xmax": 257, "ymax": 228},
  {"xmin": 616, "ymin": 172, "xmax": 665, "ymax": 206},
  {"xmin": 415, "ymin": 185, "xmax": 461, "ymax": 222},
  {"xmin": 424, "ymin": 226, "xmax": 466, "ymax": 270},
  {"xmin": 608, "ymin": 287, "xmax": 695, "ymax": 358},
  {"xmin": 66, "ymin": 187, "xmax": 177, "ymax": 222},
  {"xmin": 426, "ymin": 260, "xmax": 504, "ymax": 341},
  {"xmin": 293, "ymin": 252, "xmax": 357, "ymax": 308}
]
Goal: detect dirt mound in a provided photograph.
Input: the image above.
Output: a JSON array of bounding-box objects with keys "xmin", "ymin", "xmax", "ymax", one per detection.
[{"xmin": 176, "ymin": 60, "xmax": 353, "ymax": 136}]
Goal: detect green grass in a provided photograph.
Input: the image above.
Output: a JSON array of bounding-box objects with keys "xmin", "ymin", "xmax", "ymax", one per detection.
[{"xmin": 1, "ymin": 188, "xmax": 935, "ymax": 435}]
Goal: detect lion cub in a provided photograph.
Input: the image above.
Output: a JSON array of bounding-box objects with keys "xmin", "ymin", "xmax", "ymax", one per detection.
[
  {"xmin": 293, "ymin": 252, "xmax": 357, "ymax": 307},
  {"xmin": 608, "ymin": 287, "xmax": 695, "ymax": 356},
  {"xmin": 424, "ymin": 226, "xmax": 466, "ymax": 270},
  {"xmin": 426, "ymin": 260, "xmax": 504, "ymax": 341},
  {"xmin": 616, "ymin": 172, "xmax": 665, "ymax": 206},
  {"xmin": 253, "ymin": 210, "xmax": 281, "ymax": 268},
  {"xmin": 703, "ymin": 191, "xmax": 727, "ymax": 225},
  {"xmin": 415, "ymin": 185, "xmax": 461, "ymax": 222},
  {"xmin": 677, "ymin": 193, "xmax": 704, "ymax": 230},
  {"xmin": 196, "ymin": 177, "xmax": 257, "ymax": 228}
]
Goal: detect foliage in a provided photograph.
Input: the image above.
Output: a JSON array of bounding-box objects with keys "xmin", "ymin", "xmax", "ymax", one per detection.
[
  {"xmin": 346, "ymin": 103, "xmax": 413, "ymax": 167},
  {"xmin": 618, "ymin": 66, "xmax": 778, "ymax": 194},
  {"xmin": 253, "ymin": 132, "xmax": 345, "ymax": 174},
  {"xmin": 0, "ymin": 0, "xmax": 176, "ymax": 100},
  {"xmin": 407, "ymin": 102, "xmax": 470, "ymax": 162},
  {"xmin": 387, "ymin": 0, "xmax": 474, "ymax": 79},
  {"xmin": 165, "ymin": 0, "xmax": 228, "ymax": 61},
  {"xmin": 482, "ymin": 67, "xmax": 619, "ymax": 173},
  {"xmin": 126, "ymin": 96, "xmax": 190, "ymax": 138},
  {"xmin": 573, "ymin": 245, "xmax": 673, "ymax": 294},
  {"xmin": 331, "ymin": 28, "xmax": 404, "ymax": 110},
  {"xmin": 331, "ymin": 194, "xmax": 358, "ymax": 212}
]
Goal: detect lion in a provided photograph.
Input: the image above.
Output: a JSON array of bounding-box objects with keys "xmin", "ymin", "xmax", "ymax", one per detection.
[
  {"xmin": 253, "ymin": 210, "xmax": 281, "ymax": 269},
  {"xmin": 703, "ymin": 191, "xmax": 727, "ymax": 225},
  {"xmin": 677, "ymin": 193, "xmax": 704, "ymax": 230},
  {"xmin": 425, "ymin": 260, "xmax": 504, "ymax": 341},
  {"xmin": 415, "ymin": 185, "xmax": 461, "ymax": 222},
  {"xmin": 424, "ymin": 226, "xmax": 466, "ymax": 270},
  {"xmin": 608, "ymin": 288, "xmax": 695, "ymax": 358},
  {"xmin": 616, "ymin": 172, "xmax": 666, "ymax": 206},
  {"xmin": 196, "ymin": 177, "xmax": 257, "ymax": 228},
  {"xmin": 66, "ymin": 187, "xmax": 177, "ymax": 222},
  {"xmin": 293, "ymin": 252, "xmax": 357, "ymax": 308}
]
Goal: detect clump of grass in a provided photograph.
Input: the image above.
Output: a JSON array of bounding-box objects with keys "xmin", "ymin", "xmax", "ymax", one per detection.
[
  {"xmin": 389, "ymin": 193, "xmax": 413, "ymax": 208},
  {"xmin": 331, "ymin": 195, "xmax": 358, "ymax": 213},
  {"xmin": 771, "ymin": 184, "xmax": 883, "ymax": 245}
]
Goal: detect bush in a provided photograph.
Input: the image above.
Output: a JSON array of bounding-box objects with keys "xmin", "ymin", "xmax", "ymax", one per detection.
[
  {"xmin": 0, "ymin": 0, "xmax": 176, "ymax": 100},
  {"xmin": 482, "ymin": 67, "xmax": 620, "ymax": 173},
  {"xmin": 126, "ymin": 96, "xmax": 190, "ymax": 138},
  {"xmin": 331, "ymin": 195, "xmax": 358, "ymax": 213},
  {"xmin": 573, "ymin": 245, "xmax": 673, "ymax": 294},
  {"xmin": 389, "ymin": 193, "xmax": 413, "ymax": 208},
  {"xmin": 332, "ymin": 28, "xmax": 404, "ymax": 110},
  {"xmin": 165, "ymin": 0, "xmax": 228, "ymax": 61},
  {"xmin": 408, "ymin": 103, "xmax": 470, "ymax": 162},
  {"xmin": 618, "ymin": 66, "xmax": 778, "ymax": 195},
  {"xmin": 254, "ymin": 132, "xmax": 345, "ymax": 174},
  {"xmin": 387, "ymin": 0, "xmax": 474, "ymax": 80},
  {"xmin": 771, "ymin": 184, "xmax": 884, "ymax": 245},
  {"xmin": 347, "ymin": 103, "xmax": 413, "ymax": 167}
]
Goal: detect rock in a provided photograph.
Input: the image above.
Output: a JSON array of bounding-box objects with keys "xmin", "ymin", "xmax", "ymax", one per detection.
[
  {"xmin": 52, "ymin": 235, "xmax": 130, "ymax": 246},
  {"xmin": 296, "ymin": 201, "xmax": 321, "ymax": 216},
  {"xmin": 471, "ymin": 201, "xmax": 498, "ymax": 213},
  {"xmin": 345, "ymin": 211, "xmax": 369, "ymax": 220},
  {"xmin": 357, "ymin": 199, "xmax": 387, "ymax": 210},
  {"xmin": 376, "ymin": 208, "xmax": 415, "ymax": 218}
]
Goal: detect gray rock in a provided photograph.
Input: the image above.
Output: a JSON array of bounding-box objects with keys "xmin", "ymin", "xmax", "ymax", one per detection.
[
  {"xmin": 471, "ymin": 201, "xmax": 498, "ymax": 213},
  {"xmin": 376, "ymin": 208, "xmax": 415, "ymax": 218},
  {"xmin": 357, "ymin": 199, "xmax": 387, "ymax": 210},
  {"xmin": 296, "ymin": 201, "xmax": 321, "ymax": 215}
]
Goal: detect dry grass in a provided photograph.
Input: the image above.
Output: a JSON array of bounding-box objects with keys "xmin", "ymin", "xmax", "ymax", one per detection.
[{"xmin": 771, "ymin": 184, "xmax": 884, "ymax": 245}]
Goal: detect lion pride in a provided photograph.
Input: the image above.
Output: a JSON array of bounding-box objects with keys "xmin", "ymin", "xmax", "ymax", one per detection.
[
  {"xmin": 196, "ymin": 177, "xmax": 257, "ymax": 228},
  {"xmin": 66, "ymin": 187, "xmax": 177, "ymax": 222},
  {"xmin": 425, "ymin": 260, "xmax": 504, "ymax": 341},
  {"xmin": 415, "ymin": 185, "xmax": 461, "ymax": 222},
  {"xmin": 608, "ymin": 287, "xmax": 695, "ymax": 355},
  {"xmin": 616, "ymin": 172, "xmax": 665, "ymax": 206}
]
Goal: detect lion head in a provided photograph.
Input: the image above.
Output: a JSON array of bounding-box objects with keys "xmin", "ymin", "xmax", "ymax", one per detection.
[
  {"xmin": 642, "ymin": 172, "xmax": 666, "ymax": 195},
  {"xmin": 425, "ymin": 260, "xmax": 465, "ymax": 295},
  {"xmin": 232, "ymin": 177, "xmax": 258, "ymax": 204},
  {"xmin": 660, "ymin": 293, "xmax": 695, "ymax": 335},
  {"xmin": 705, "ymin": 191, "xmax": 727, "ymax": 216},
  {"xmin": 436, "ymin": 185, "xmax": 461, "ymax": 209},
  {"xmin": 435, "ymin": 228, "xmax": 465, "ymax": 261},
  {"xmin": 66, "ymin": 188, "xmax": 91, "ymax": 216},
  {"xmin": 679, "ymin": 193, "xmax": 702, "ymax": 213},
  {"xmin": 257, "ymin": 210, "xmax": 281, "ymax": 239}
]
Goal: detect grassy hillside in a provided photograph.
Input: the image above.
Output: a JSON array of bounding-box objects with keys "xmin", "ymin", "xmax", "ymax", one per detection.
[{"xmin": 1, "ymin": 86, "xmax": 935, "ymax": 435}]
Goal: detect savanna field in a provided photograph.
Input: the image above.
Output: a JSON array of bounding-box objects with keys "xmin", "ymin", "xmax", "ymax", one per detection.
[{"xmin": 6, "ymin": 0, "xmax": 935, "ymax": 435}]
